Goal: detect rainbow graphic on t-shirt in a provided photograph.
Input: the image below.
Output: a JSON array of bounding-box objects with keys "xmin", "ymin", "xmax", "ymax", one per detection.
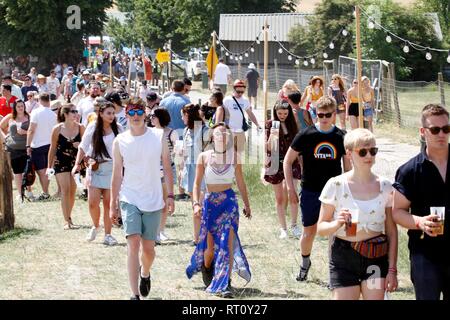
[{"xmin": 314, "ymin": 142, "xmax": 337, "ymax": 160}]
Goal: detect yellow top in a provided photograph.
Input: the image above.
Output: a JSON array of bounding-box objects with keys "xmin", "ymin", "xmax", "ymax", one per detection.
[
  {"xmin": 363, "ymin": 89, "xmax": 374, "ymax": 103},
  {"xmin": 349, "ymin": 95, "xmax": 359, "ymax": 103},
  {"xmin": 309, "ymin": 87, "xmax": 323, "ymax": 101}
]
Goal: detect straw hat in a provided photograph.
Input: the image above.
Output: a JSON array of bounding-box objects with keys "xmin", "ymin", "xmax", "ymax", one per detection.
[
  {"xmin": 310, "ymin": 76, "xmax": 324, "ymax": 86},
  {"xmin": 37, "ymin": 74, "xmax": 46, "ymax": 80}
]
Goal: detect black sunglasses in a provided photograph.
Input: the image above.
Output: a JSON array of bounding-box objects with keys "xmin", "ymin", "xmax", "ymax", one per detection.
[
  {"xmin": 317, "ymin": 112, "xmax": 333, "ymax": 119},
  {"xmin": 235, "ymin": 90, "xmax": 245, "ymax": 94},
  {"xmin": 355, "ymin": 147, "xmax": 378, "ymax": 157},
  {"xmin": 69, "ymin": 110, "xmax": 78, "ymax": 114},
  {"xmin": 425, "ymin": 125, "xmax": 450, "ymax": 135}
]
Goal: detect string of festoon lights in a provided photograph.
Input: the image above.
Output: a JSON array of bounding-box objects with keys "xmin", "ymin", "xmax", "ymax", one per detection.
[
  {"xmin": 214, "ymin": 30, "xmax": 263, "ymax": 62},
  {"xmin": 360, "ymin": 7, "xmax": 450, "ymax": 63}
]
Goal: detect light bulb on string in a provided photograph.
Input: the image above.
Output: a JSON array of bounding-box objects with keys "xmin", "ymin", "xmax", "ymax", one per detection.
[
  {"xmin": 278, "ymin": 47, "xmax": 283, "ymax": 54},
  {"xmin": 230, "ymin": 54, "xmax": 233, "ymax": 59},
  {"xmin": 403, "ymin": 43, "xmax": 409, "ymax": 53},
  {"xmin": 342, "ymin": 29, "xmax": 348, "ymax": 36},
  {"xmin": 220, "ymin": 46, "xmax": 224, "ymax": 52},
  {"xmin": 225, "ymin": 52, "xmax": 229, "ymax": 56},
  {"xmin": 323, "ymin": 51, "xmax": 328, "ymax": 59},
  {"xmin": 385, "ymin": 35, "xmax": 392, "ymax": 43},
  {"xmin": 368, "ymin": 20, "xmax": 375, "ymax": 29},
  {"xmin": 425, "ymin": 51, "xmax": 432, "ymax": 60},
  {"xmin": 295, "ymin": 59, "xmax": 300, "ymax": 65},
  {"xmin": 256, "ymin": 37, "xmax": 260, "ymax": 45},
  {"xmin": 239, "ymin": 55, "xmax": 243, "ymax": 61},
  {"xmin": 310, "ymin": 57, "xmax": 316, "ymax": 65},
  {"xmin": 329, "ymin": 42, "xmax": 335, "ymax": 50},
  {"xmin": 303, "ymin": 58, "xmax": 308, "ymax": 67},
  {"xmin": 205, "ymin": 45, "xmax": 209, "ymax": 50},
  {"xmin": 244, "ymin": 52, "xmax": 249, "ymax": 58},
  {"xmin": 250, "ymin": 46, "xmax": 255, "ymax": 53},
  {"xmin": 288, "ymin": 55, "xmax": 292, "ymax": 61}
]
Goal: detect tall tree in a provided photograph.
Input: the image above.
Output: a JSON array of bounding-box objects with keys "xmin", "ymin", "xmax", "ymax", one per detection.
[{"xmin": 0, "ymin": 0, "xmax": 112, "ymax": 71}]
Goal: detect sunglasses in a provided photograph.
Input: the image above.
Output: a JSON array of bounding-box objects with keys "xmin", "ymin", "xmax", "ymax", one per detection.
[
  {"xmin": 235, "ymin": 90, "xmax": 245, "ymax": 94},
  {"xmin": 425, "ymin": 125, "xmax": 450, "ymax": 135},
  {"xmin": 69, "ymin": 110, "xmax": 78, "ymax": 114},
  {"xmin": 354, "ymin": 147, "xmax": 378, "ymax": 157},
  {"xmin": 317, "ymin": 112, "xmax": 333, "ymax": 119},
  {"xmin": 127, "ymin": 109, "xmax": 145, "ymax": 117}
]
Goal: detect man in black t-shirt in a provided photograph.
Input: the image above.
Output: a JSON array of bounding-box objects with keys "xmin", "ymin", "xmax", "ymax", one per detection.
[
  {"xmin": 284, "ymin": 96, "xmax": 351, "ymax": 282},
  {"xmin": 393, "ymin": 104, "xmax": 450, "ymax": 300}
]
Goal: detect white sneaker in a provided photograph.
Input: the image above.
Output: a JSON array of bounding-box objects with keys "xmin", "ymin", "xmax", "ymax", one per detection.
[
  {"xmin": 86, "ymin": 226, "xmax": 100, "ymax": 242},
  {"xmin": 25, "ymin": 191, "xmax": 35, "ymax": 201},
  {"xmin": 159, "ymin": 231, "xmax": 169, "ymax": 242},
  {"xmin": 103, "ymin": 234, "xmax": 118, "ymax": 246},
  {"xmin": 291, "ymin": 225, "xmax": 302, "ymax": 238},
  {"xmin": 279, "ymin": 228, "xmax": 288, "ymax": 239}
]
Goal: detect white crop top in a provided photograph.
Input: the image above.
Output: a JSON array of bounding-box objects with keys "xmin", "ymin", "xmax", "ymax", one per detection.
[
  {"xmin": 319, "ymin": 173, "xmax": 393, "ymax": 237},
  {"xmin": 204, "ymin": 152, "xmax": 235, "ymax": 185}
]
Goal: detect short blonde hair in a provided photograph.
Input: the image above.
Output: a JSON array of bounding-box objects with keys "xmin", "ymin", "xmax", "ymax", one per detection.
[
  {"xmin": 316, "ymin": 96, "xmax": 336, "ymax": 112},
  {"xmin": 344, "ymin": 128, "xmax": 376, "ymax": 150}
]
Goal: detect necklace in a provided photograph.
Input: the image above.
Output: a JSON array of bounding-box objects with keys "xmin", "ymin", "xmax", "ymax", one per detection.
[{"xmin": 213, "ymin": 148, "xmax": 226, "ymax": 154}]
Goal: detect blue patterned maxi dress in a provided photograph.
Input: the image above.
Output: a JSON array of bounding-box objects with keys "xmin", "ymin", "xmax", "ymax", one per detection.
[{"xmin": 186, "ymin": 188, "xmax": 251, "ymax": 294}]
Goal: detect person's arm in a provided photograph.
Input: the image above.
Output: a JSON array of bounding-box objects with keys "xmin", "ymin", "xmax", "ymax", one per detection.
[
  {"xmin": 47, "ymin": 125, "xmax": 60, "ymax": 169},
  {"xmin": 161, "ymin": 135, "xmax": 175, "ymax": 214},
  {"xmin": 384, "ymin": 198, "xmax": 399, "ymax": 292},
  {"xmin": 26, "ymin": 121, "xmax": 37, "ymax": 156},
  {"xmin": 283, "ymin": 147, "xmax": 300, "ymax": 204},
  {"xmin": 71, "ymin": 125, "xmax": 90, "ymax": 176},
  {"xmin": 327, "ymin": 86, "xmax": 332, "ymax": 98},
  {"xmin": 192, "ymin": 153, "xmax": 206, "ymax": 218},
  {"xmin": 346, "ymin": 89, "xmax": 351, "ymax": 119},
  {"xmin": 392, "ymin": 190, "xmax": 440, "ymax": 237},
  {"xmin": 109, "ymin": 139, "xmax": 124, "ymax": 224},
  {"xmin": 0, "ymin": 114, "xmax": 11, "ymax": 134},
  {"xmin": 235, "ymin": 162, "xmax": 251, "ymax": 219},
  {"xmin": 215, "ymin": 106, "xmax": 225, "ymax": 125},
  {"xmin": 317, "ymin": 203, "xmax": 347, "ymax": 237},
  {"xmin": 56, "ymin": 80, "xmax": 61, "ymax": 98},
  {"xmin": 245, "ymin": 108, "xmax": 261, "ymax": 129}
]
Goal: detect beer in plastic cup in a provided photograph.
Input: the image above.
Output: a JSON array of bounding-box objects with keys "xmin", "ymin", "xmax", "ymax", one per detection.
[
  {"xmin": 346, "ymin": 209, "xmax": 359, "ymax": 237},
  {"xmin": 430, "ymin": 207, "xmax": 445, "ymax": 235}
]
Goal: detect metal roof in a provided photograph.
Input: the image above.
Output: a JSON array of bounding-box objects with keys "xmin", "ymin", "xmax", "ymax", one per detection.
[{"xmin": 219, "ymin": 13, "xmax": 313, "ymax": 42}]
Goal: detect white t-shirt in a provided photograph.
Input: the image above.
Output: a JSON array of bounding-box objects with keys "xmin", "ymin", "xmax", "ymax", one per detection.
[
  {"xmin": 79, "ymin": 122, "xmax": 124, "ymax": 159},
  {"xmin": 223, "ymin": 96, "xmax": 250, "ymax": 133},
  {"xmin": 115, "ymin": 109, "xmax": 127, "ymax": 129},
  {"xmin": 29, "ymin": 106, "xmax": 57, "ymax": 148},
  {"xmin": 139, "ymin": 86, "xmax": 152, "ymax": 101},
  {"xmin": 117, "ymin": 128, "xmax": 165, "ymax": 212},
  {"xmin": 213, "ymin": 63, "xmax": 231, "ymax": 85},
  {"xmin": 77, "ymin": 96, "xmax": 95, "ymax": 127},
  {"xmin": 47, "ymin": 77, "xmax": 60, "ymax": 96}
]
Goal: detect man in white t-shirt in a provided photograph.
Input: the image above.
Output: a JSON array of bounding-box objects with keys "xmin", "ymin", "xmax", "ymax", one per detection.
[
  {"xmin": 47, "ymin": 70, "xmax": 61, "ymax": 101},
  {"xmin": 213, "ymin": 58, "xmax": 232, "ymax": 94},
  {"xmin": 223, "ymin": 79, "xmax": 262, "ymax": 163},
  {"xmin": 110, "ymin": 100, "xmax": 175, "ymax": 300},
  {"xmin": 77, "ymin": 82, "xmax": 101, "ymax": 126},
  {"xmin": 26, "ymin": 93, "xmax": 57, "ymax": 201}
]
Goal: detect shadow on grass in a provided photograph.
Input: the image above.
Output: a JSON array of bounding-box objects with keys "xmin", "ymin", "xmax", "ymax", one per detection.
[
  {"xmin": 158, "ymin": 239, "xmax": 195, "ymax": 247},
  {"xmin": 0, "ymin": 227, "xmax": 41, "ymax": 243},
  {"xmin": 233, "ymin": 287, "xmax": 307, "ymax": 299},
  {"xmin": 242, "ymin": 243, "xmax": 268, "ymax": 250}
]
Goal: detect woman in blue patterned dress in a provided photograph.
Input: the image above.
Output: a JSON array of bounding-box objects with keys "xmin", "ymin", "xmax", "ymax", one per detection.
[{"xmin": 186, "ymin": 123, "xmax": 252, "ymax": 298}]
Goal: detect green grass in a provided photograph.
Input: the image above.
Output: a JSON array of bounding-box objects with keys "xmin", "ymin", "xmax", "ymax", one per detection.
[{"xmin": 0, "ymin": 163, "xmax": 415, "ymax": 300}]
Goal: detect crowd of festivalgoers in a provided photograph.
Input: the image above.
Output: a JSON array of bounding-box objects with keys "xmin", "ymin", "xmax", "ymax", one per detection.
[{"xmin": 0, "ymin": 59, "xmax": 448, "ymax": 301}]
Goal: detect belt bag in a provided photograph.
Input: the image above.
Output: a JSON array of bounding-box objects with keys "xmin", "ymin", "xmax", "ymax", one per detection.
[{"xmin": 350, "ymin": 234, "xmax": 388, "ymax": 259}]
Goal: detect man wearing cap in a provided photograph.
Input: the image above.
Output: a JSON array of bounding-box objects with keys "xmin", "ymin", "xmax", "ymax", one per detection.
[
  {"xmin": 245, "ymin": 63, "xmax": 260, "ymax": 109},
  {"xmin": 213, "ymin": 58, "xmax": 232, "ymax": 94},
  {"xmin": 110, "ymin": 99, "xmax": 175, "ymax": 300},
  {"xmin": 47, "ymin": 70, "xmax": 61, "ymax": 101},
  {"xmin": 21, "ymin": 75, "xmax": 38, "ymax": 102},
  {"xmin": 79, "ymin": 70, "xmax": 92, "ymax": 86},
  {"xmin": 2, "ymin": 75, "xmax": 24, "ymax": 100},
  {"xmin": 223, "ymin": 79, "xmax": 262, "ymax": 162}
]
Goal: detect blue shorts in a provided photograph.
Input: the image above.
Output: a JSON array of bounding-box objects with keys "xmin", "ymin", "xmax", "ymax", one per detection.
[
  {"xmin": 363, "ymin": 103, "xmax": 373, "ymax": 117},
  {"xmin": 31, "ymin": 144, "xmax": 50, "ymax": 171},
  {"xmin": 299, "ymin": 188, "xmax": 322, "ymax": 227},
  {"xmin": 120, "ymin": 201, "xmax": 162, "ymax": 241}
]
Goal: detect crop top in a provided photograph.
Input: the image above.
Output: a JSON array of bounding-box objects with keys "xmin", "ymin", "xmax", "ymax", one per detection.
[
  {"xmin": 204, "ymin": 151, "xmax": 235, "ymax": 185},
  {"xmin": 319, "ymin": 173, "xmax": 393, "ymax": 237}
]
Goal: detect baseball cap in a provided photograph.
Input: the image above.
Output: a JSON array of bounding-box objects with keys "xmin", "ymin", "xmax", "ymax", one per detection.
[
  {"xmin": 105, "ymin": 91, "xmax": 122, "ymax": 106},
  {"xmin": 83, "ymin": 70, "xmax": 91, "ymax": 75},
  {"xmin": 146, "ymin": 92, "xmax": 158, "ymax": 101},
  {"xmin": 233, "ymin": 79, "xmax": 246, "ymax": 88}
]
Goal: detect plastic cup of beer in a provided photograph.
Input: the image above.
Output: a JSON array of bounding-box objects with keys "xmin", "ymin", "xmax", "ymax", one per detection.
[
  {"xmin": 430, "ymin": 207, "xmax": 445, "ymax": 235},
  {"xmin": 346, "ymin": 209, "xmax": 359, "ymax": 237}
]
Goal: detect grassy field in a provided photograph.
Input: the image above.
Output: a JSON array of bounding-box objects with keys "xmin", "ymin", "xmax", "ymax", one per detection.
[{"xmin": 0, "ymin": 161, "xmax": 415, "ymax": 300}]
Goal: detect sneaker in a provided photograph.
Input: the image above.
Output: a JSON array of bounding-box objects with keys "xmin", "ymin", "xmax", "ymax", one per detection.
[
  {"xmin": 159, "ymin": 231, "xmax": 169, "ymax": 242},
  {"xmin": 279, "ymin": 228, "xmax": 288, "ymax": 239},
  {"xmin": 139, "ymin": 267, "xmax": 151, "ymax": 297},
  {"xmin": 130, "ymin": 295, "xmax": 140, "ymax": 300},
  {"xmin": 290, "ymin": 225, "xmax": 302, "ymax": 238},
  {"xmin": 36, "ymin": 192, "xmax": 50, "ymax": 201},
  {"xmin": 25, "ymin": 191, "xmax": 35, "ymax": 202},
  {"xmin": 103, "ymin": 234, "xmax": 118, "ymax": 246},
  {"xmin": 201, "ymin": 264, "xmax": 214, "ymax": 288},
  {"xmin": 155, "ymin": 234, "xmax": 161, "ymax": 245},
  {"xmin": 296, "ymin": 261, "xmax": 311, "ymax": 282},
  {"xmin": 220, "ymin": 284, "xmax": 233, "ymax": 299},
  {"xmin": 86, "ymin": 226, "xmax": 100, "ymax": 242}
]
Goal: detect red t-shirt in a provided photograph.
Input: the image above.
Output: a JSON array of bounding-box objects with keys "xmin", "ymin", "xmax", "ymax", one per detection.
[{"xmin": 0, "ymin": 96, "xmax": 17, "ymax": 117}]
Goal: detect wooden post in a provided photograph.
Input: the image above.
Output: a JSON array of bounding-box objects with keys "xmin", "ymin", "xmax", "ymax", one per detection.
[
  {"xmin": 264, "ymin": 19, "xmax": 269, "ymax": 122},
  {"xmin": 168, "ymin": 40, "xmax": 172, "ymax": 82},
  {"xmin": 274, "ymin": 58, "xmax": 280, "ymax": 90},
  {"xmin": 127, "ymin": 44, "xmax": 135, "ymax": 95},
  {"xmin": 0, "ymin": 148, "xmax": 14, "ymax": 234},
  {"xmin": 438, "ymin": 72, "xmax": 446, "ymax": 106},
  {"xmin": 355, "ymin": 6, "xmax": 364, "ymax": 128},
  {"xmin": 381, "ymin": 64, "xmax": 391, "ymax": 120},
  {"xmin": 237, "ymin": 59, "xmax": 241, "ymax": 79},
  {"xmin": 389, "ymin": 63, "xmax": 402, "ymax": 127}
]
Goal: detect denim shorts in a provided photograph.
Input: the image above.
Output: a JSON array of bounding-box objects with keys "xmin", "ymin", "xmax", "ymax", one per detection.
[
  {"xmin": 90, "ymin": 161, "xmax": 113, "ymax": 189},
  {"xmin": 299, "ymin": 188, "xmax": 322, "ymax": 227},
  {"xmin": 120, "ymin": 201, "xmax": 162, "ymax": 241},
  {"xmin": 363, "ymin": 103, "xmax": 373, "ymax": 117},
  {"xmin": 329, "ymin": 237, "xmax": 388, "ymax": 290}
]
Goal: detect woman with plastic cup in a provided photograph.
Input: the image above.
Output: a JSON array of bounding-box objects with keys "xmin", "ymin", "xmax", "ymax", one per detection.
[
  {"xmin": 263, "ymin": 100, "xmax": 302, "ymax": 239},
  {"xmin": 317, "ymin": 128, "xmax": 398, "ymax": 300},
  {"xmin": 48, "ymin": 103, "xmax": 85, "ymax": 229}
]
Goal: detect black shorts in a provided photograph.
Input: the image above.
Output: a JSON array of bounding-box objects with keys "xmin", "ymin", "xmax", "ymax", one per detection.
[
  {"xmin": 348, "ymin": 103, "xmax": 359, "ymax": 117},
  {"xmin": 31, "ymin": 144, "xmax": 50, "ymax": 171},
  {"xmin": 299, "ymin": 188, "xmax": 321, "ymax": 227},
  {"xmin": 329, "ymin": 237, "xmax": 388, "ymax": 289},
  {"xmin": 10, "ymin": 153, "xmax": 28, "ymax": 174}
]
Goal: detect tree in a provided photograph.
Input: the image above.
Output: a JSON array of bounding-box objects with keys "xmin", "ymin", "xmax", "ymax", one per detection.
[
  {"xmin": 0, "ymin": 0, "xmax": 112, "ymax": 71},
  {"xmin": 416, "ymin": 0, "xmax": 450, "ymax": 45}
]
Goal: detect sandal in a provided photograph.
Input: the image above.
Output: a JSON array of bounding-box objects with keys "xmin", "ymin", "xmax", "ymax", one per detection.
[
  {"xmin": 63, "ymin": 224, "xmax": 71, "ymax": 230},
  {"xmin": 296, "ymin": 262, "xmax": 311, "ymax": 282}
]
